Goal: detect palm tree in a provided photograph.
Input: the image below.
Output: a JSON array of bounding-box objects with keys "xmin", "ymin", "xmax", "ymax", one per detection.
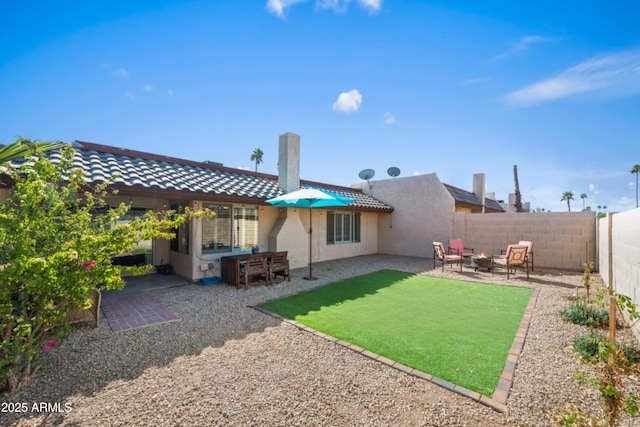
[
  {"xmin": 580, "ymin": 193, "xmax": 587, "ymax": 210},
  {"xmin": 250, "ymin": 148, "xmax": 264, "ymax": 172},
  {"xmin": 561, "ymin": 191, "xmax": 574, "ymax": 212},
  {"xmin": 630, "ymin": 164, "xmax": 640, "ymax": 208},
  {"xmin": 0, "ymin": 137, "xmax": 64, "ymax": 163},
  {"xmin": 513, "ymin": 165, "xmax": 523, "ymax": 212}
]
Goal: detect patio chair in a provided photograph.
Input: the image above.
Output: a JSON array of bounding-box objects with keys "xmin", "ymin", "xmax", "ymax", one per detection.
[
  {"xmin": 433, "ymin": 241, "xmax": 463, "ymax": 272},
  {"xmin": 239, "ymin": 253, "xmax": 270, "ymax": 290},
  {"xmin": 501, "ymin": 240, "xmax": 534, "ymax": 271},
  {"xmin": 268, "ymin": 251, "xmax": 290, "ymax": 283},
  {"xmin": 447, "ymin": 239, "xmax": 474, "ymax": 262},
  {"xmin": 518, "ymin": 240, "xmax": 534, "ymax": 271},
  {"xmin": 492, "ymin": 244, "xmax": 529, "ymax": 279}
]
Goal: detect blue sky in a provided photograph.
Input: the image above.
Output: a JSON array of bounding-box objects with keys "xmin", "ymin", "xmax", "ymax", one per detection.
[{"xmin": 1, "ymin": 1, "xmax": 639, "ymax": 212}]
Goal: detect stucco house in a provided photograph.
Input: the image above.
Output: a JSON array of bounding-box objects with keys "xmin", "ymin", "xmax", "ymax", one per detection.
[{"xmin": 0, "ymin": 132, "xmax": 507, "ymax": 281}]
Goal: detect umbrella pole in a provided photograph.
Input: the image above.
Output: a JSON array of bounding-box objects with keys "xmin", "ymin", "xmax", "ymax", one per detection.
[{"xmin": 304, "ymin": 208, "xmax": 317, "ymax": 280}]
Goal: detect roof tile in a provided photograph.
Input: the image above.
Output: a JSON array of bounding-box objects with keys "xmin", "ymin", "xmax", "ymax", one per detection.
[{"xmin": 31, "ymin": 142, "xmax": 394, "ymax": 212}]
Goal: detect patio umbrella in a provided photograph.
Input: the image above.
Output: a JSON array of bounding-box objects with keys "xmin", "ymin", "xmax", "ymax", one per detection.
[{"xmin": 266, "ymin": 188, "xmax": 354, "ymax": 280}]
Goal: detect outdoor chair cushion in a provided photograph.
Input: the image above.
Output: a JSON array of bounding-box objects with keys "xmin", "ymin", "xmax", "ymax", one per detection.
[{"xmin": 433, "ymin": 241, "xmax": 463, "ymax": 272}]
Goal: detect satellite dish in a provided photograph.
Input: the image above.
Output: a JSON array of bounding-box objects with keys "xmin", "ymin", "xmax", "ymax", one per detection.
[
  {"xmin": 387, "ymin": 167, "xmax": 401, "ymax": 177},
  {"xmin": 358, "ymin": 169, "xmax": 375, "ymax": 180}
]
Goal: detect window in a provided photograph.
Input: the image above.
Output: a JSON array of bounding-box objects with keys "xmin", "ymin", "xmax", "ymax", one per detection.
[
  {"xmin": 327, "ymin": 211, "xmax": 361, "ymax": 244},
  {"xmin": 170, "ymin": 203, "xmax": 189, "ymax": 254},
  {"xmin": 202, "ymin": 204, "xmax": 231, "ymax": 253},
  {"xmin": 201, "ymin": 204, "xmax": 259, "ymax": 254},
  {"xmin": 233, "ymin": 206, "xmax": 259, "ymax": 250},
  {"xmin": 113, "ymin": 207, "xmax": 154, "ymax": 265}
]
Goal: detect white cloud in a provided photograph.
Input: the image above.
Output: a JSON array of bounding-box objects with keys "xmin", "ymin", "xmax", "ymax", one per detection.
[
  {"xmin": 267, "ymin": 0, "xmax": 380, "ymax": 17},
  {"xmin": 504, "ymin": 47, "xmax": 640, "ymax": 106},
  {"xmin": 616, "ymin": 196, "xmax": 635, "ymax": 207},
  {"xmin": 114, "ymin": 68, "xmax": 130, "ymax": 78},
  {"xmin": 124, "ymin": 90, "xmax": 135, "ymax": 100},
  {"xmin": 461, "ymin": 77, "xmax": 491, "ymax": 85},
  {"xmin": 318, "ymin": 0, "xmax": 381, "ymax": 13},
  {"xmin": 628, "ymin": 181, "xmax": 636, "ymax": 190},
  {"xmin": 332, "ymin": 89, "xmax": 362, "ymax": 113},
  {"xmin": 383, "ymin": 112, "xmax": 396, "ymax": 124},
  {"xmin": 266, "ymin": 0, "xmax": 308, "ymax": 18},
  {"xmin": 412, "ymin": 171, "xmax": 421, "ymax": 176},
  {"xmin": 143, "ymin": 84, "xmax": 153, "ymax": 92},
  {"xmin": 167, "ymin": 89, "xmax": 174, "ymax": 95},
  {"xmin": 493, "ymin": 35, "xmax": 552, "ymax": 61},
  {"xmin": 589, "ymin": 183, "xmax": 602, "ymax": 195},
  {"xmin": 357, "ymin": 0, "xmax": 381, "ymax": 13}
]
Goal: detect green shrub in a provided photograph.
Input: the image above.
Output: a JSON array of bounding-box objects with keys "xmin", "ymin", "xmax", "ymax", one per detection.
[
  {"xmin": 573, "ymin": 331, "xmax": 606, "ymax": 363},
  {"xmin": 560, "ymin": 299, "xmax": 609, "ymax": 328},
  {"xmin": 573, "ymin": 331, "xmax": 640, "ymax": 366},
  {"xmin": 0, "ymin": 142, "xmax": 210, "ymax": 393}
]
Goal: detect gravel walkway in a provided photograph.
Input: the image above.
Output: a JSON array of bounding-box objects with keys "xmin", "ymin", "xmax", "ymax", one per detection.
[{"xmin": 2, "ymin": 254, "xmax": 638, "ymax": 426}]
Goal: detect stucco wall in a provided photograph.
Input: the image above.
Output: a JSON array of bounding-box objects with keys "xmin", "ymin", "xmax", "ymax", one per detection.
[
  {"xmin": 371, "ymin": 174, "xmax": 455, "ymax": 258},
  {"xmin": 268, "ymin": 207, "xmax": 309, "ymax": 270},
  {"xmin": 599, "ymin": 209, "xmax": 640, "ymax": 301},
  {"xmin": 267, "ymin": 207, "xmax": 379, "ymax": 270}
]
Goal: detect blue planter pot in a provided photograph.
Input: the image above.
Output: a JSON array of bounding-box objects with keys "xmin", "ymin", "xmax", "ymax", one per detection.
[{"xmin": 157, "ymin": 264, "xmax": 173, "ymax": 275}]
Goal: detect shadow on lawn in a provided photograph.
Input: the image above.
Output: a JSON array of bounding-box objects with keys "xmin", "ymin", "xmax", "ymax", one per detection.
[{"xmin": 258, "ymin": 269, "xmax": 414, "ymax": 318}]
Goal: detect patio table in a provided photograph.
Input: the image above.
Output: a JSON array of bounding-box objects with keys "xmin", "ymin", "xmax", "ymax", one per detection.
[{"xmin": 221, "ymin": 252, "xmax": 273, "ymax": 287}]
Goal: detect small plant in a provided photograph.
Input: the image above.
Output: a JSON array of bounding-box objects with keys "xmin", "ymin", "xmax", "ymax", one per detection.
[
  {"xmin": 581, "ymin": 260, "xmax": 595, "ymax": 301},
  {"xmin": 549, "ymin": 405, "xmax": 604, "ymax": 426},
  {"xmin": 573, "ymin": 332, "xmax": 640, "ymax": 365},
  {"xmin": 560, "ymin": 298, "xmax": 609, "ymax": 328},
  {"xmin": 573, "ymin": 331, "xmax": 606, "ymax": 363},
  {"xmin": 554, "ymin": 289, "xmax": 640, "ymax": 426}
]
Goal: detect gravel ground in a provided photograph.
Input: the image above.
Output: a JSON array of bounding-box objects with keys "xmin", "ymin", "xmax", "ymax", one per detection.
[{"xmin": 2, "ymin": 254, "xmax": 639, "ymax": 426}]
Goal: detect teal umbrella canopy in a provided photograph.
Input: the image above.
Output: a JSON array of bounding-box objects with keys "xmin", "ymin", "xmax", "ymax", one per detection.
[
  {"xmin": 265, "ymin": 188, "xmax": 353, "ymax": 208},
  {"xmin": 266, "ymin": 188, "xmax": 353, "ymax": 280}
]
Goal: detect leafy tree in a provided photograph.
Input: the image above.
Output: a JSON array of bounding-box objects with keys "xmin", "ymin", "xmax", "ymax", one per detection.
[
  {"xmin": 561, "ymin": 191, "xmax": 575, "ymax": 212},
  {"xmin": 250, "ymin": 148, "xmax": 264, "ymax": 172},
  {"xmin": 0, "ymin": 137, "xmax": 64, "ymax": 163},
  {"xmin": 580, "ymin": 193, "xmax": 588, "ymax": 210},
  {"xmin": 0, "ymin": 142, "xmax": 206, "ymax": 393},
  {"xmin": 631, "ymin": 164, "xmax": 640, "ymax": 208}
]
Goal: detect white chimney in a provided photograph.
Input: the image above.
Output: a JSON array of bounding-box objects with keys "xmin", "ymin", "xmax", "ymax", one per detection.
[
  {"xmin": 473, "ymin": 173, "xmax": 486, "ymax": 213},
  {"xmin": 278, "ymin": 132, "xmax": 300, "ymax": 193}
]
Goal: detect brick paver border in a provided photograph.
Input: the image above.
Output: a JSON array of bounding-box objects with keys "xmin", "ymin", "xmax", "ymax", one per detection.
[{"xmin": 252, "ymin": 287, "xmax": 540, "ymax": 413}]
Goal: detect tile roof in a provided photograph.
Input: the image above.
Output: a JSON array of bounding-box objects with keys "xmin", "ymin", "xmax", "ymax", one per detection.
[
  {"xmin": 443, "ymin": 183, "xmax": 505, "ymax": 212},
  {"xmin": 45, "ymin": 141, "xmax": 393, "ymax": 212}
]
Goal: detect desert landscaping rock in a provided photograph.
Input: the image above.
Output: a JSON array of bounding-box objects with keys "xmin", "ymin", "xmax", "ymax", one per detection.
[{"xmin": 2, "ymin": 255, "xmax": 638, "ymax": 426}]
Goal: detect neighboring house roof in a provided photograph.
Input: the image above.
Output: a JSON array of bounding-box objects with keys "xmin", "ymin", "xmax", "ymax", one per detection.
[
  {"xmin": 443, "ymin": 183, "xmax": 505, "ymax": 212},
  {"xmin": 39, "ymin": 141, "xmax": 393, "ymax": 212}
]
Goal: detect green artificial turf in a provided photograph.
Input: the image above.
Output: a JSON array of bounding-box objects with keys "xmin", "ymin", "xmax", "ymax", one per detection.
[{"xmin": 259, "ymin": 270, "xmax": 533, "ymax": 396}]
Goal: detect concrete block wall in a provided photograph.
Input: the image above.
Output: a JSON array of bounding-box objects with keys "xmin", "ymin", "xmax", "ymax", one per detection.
[{"xmin": 453, "ymin": 211, "xmax": 597, "ymax": 271}]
